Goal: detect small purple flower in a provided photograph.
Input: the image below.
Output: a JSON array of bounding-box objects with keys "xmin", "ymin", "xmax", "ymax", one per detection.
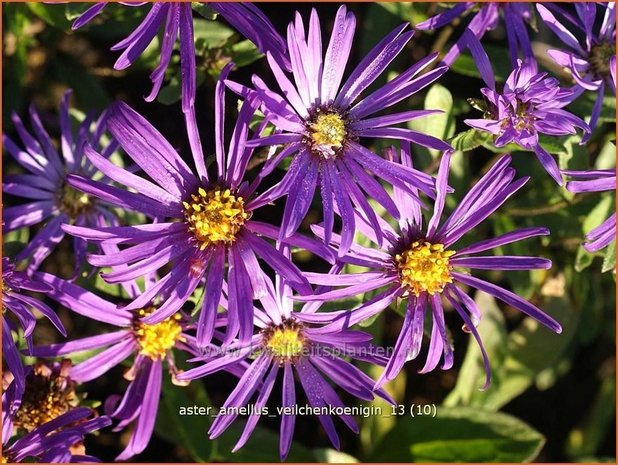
[
  {"xmin": 178, "ymin": 271, "xmax": 390, "ymax": 460},
  {"xmin": 565, "ymin": 168, "xmax": 616, "ymax": 253},
  {"xmin": 297, "ymin": 148, "xmax": 562, "ymax": 389},
  {"xmin": 29, "ymin": 271, "xmax": 202, "ymax": 461},
  {"xmin": 537, "ymin": 3, "xmax": 616, "ymax": 136},
  {"xmin": 72, "ymin": 2, "xmax": 289, "ymax": 112},
  {"xmin": 62, "ymin": 65, "xmax": 328, "ymax": 348},
  {"xmin": 463, "ymin": 35, "xmax": 589, "ymax": 185},
  {"xmin": 416, "ymin": 2, "xmax": 536, "ymax": 68},
  {"xmin": 231, "ymin": 5, "xmax": 450, "ymax": 254},
  {"xmin": 2, "ymin": 257, "xmax": 65, "ymax": 397},
  {"xmin": 2, "ymin": 370, "xmax": 110, "ymax": 463},
  {"xmin": 2, "ymin": 90, "xmax": 119, "ymax": 273}
]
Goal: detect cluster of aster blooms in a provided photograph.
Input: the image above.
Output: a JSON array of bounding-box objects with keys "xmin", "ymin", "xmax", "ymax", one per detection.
[{"xmin": 1, "ymin": 2, "xmax": 615, "ymax": 462}]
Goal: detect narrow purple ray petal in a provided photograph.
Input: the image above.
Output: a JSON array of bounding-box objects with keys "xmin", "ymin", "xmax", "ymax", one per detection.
[
  {"xmin": 34, "ymin": 272, "xmax": 132, "ymax": 326},
  {"xmin": 70, "ymin": 338, "xmax": 136, "ymax": 383},
  {"xmin": 452, "ymin": 256, "xmax": 552, "ymax": 270},
  {"xmin": 454, "ymin": 272, "xmax": 562, "ymax": 333}
]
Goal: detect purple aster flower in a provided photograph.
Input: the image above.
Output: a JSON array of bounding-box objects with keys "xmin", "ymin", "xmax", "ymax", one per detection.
[
  {"xmin": 565, "ymin": 168, "xmax": 616, "ymax": 253},
  {"xmin": 178, "ymin": 269, "xmax": 391, "ymax": 460},
  {"xmin": 2, "ymin": 368, "xmax": 110, "ymax": 463},
  {"xmin": 415, "ymin": 2, "xmax": 536, "ymax": 68},
  {"xmin": 72, "ymin": 2, "xmax": 289, "ymax": 112},
  {"xmin": 463, "ymin": 34, "xmax": 589, "ymax": 185},
  {"xmin": 28, "ymin": 271, "xmax": 206, "ymax": 461},
  {"xmin": 2, "ymin": 90, "xmax": 120, "ymax": 273},
  {"xmin": 61, "ymin": 64, "xmax": 328, "ymax": 348},
  {"xmin": 2, "ymin": 257, "xmax": 65, "ymax": 397},
  {"xmin": 230, "ymin": 5, "xmax": 450, "ymax": 254},
  {"xmin": 537, "ymin": 3, "xmax": 616, "ymax": 136},
  {"xmin": 296, "ymin": 147, "xmax": 562, "ymax": 389}
]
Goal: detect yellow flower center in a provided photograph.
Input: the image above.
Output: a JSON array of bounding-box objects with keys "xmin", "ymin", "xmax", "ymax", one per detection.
[
  {"xmin": 262, "ymin": 319, "xmax": 306, "ymax": 362},
  {"xmin": 395, "ymin": 240, "xmax": 456, "ymax": 297},
  {"xmin": 308, "ymin": 112, "xmax": 347, "ymax": 158},
  {"xmin": 13, "ymin": 361, "xmax": 78, "ymax": 432},
  {"xmin": 134, "ymin": 308, "xmax": 185, "ymax": 361},
  {"xmin": 58, "ymin": 183, "xmax": 93, "ymax": 218},
  {"xmin": 183, "ymin": 188, "xmax": 249, "ymax": 250}
]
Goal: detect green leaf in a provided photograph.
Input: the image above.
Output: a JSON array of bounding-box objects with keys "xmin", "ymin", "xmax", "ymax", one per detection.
[
  {"xmin": 155, "ymin": 376, "xmax": 215, "ymax": 462},
  {"xmin": 602, "ymin": 240, "xmax": 616, "ymax": 273},
  {"xmin": 538, "ymin": 134, "xmax": 568, "ymax": 155},
  {"xmin": 192, "ymin": 2, "xmax": 218, "ymax": 20},
  {"xmin": 3, "ymin": 228, "xmax": 30, "ymax": 260},
  {"xmin": 26, "ymin": 3, "xmax": 71, "ymax": 28},
  {"xmin": 231, "ymin": 40, "xmax": 264, "ymax": 68},
  {"xmin": 193, "ymin": 20, "xmax": 235, "ymax": 48},
  {"xmin": 368, "ymin": 407, "xmax": 545, "ymax": 462},
  {"xmin": 448, "ymin": 129, "xmax": 490, "ymax": 152},
  {"xmin": 215, "ymin": 424, "xmax": 314, "ymax": 462},
  {"xmin": 409, "ymin": 83, "xmax": 454, "ymax": 155},
  {"xmin": 583, "ymin": 195, "xmax": 614, "ymax": 236},
  {"xmin": 575, "ymin": 246, "xmax": 594, "ymax": 272},
  {"xmin": 157, "ymin": 78, "xmax": 182, "ymax": 105}
]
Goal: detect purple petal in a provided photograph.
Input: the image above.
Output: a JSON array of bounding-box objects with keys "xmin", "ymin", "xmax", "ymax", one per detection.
[
  {"xmin": 70, "ymin": 338, "xmax": 136, "ymax": 383},
  {"xmin": 454, "ymin": 272, "xmax": 562, "ymax": 333},
  {"xmin": 34, "ymin": 272, "xmax": 132, "ymax": 326},
  {"xmin": 456, "ymin": 227, "xmax": 550, "ymax": 255}
]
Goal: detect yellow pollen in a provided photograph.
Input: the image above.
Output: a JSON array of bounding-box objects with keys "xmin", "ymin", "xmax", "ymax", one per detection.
[
  {"xmin": 134, "ymin": 308, "xmax": 185, "ymax": 361},
  {"xmin": 266, "ymin": 328, "xmax": 305, "ymax": 358},
  {"xmin": 58, "ymin": 183, "xmax": 93, "ymax": 218},
  {"xmin": 263, "ymin": 321, "xmax": 306, "ymax": 361},
  {"xmin": 309, "ymin": 112, "xmax": 347, "ymax": 155},
  {"xmin": 395, "ymin": 240, "xmax": 456, "ymax": 297},
  {"xmin": 183, "ymin": 188, "xmax": 249, "ymax": 249}
]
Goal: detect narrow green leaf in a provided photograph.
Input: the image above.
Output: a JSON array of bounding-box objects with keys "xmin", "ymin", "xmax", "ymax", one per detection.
[
  {"xmin": 602, "ymin": 240, "xmax": 616, "ymax": 273},
  {"xmin": 575, "ymin": 246, "xmax": 594, "ymax": 272},
  {"xmin": 448, "ymin": 128, "xmax": 490, "ymax": 152}
]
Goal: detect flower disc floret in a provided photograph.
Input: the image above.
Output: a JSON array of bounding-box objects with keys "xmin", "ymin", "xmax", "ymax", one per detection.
[
  {"xmin": 395, "ymin": 240, "xmax": 455, "ymax": 297},
  {"xmin": 58, "ymin": 183, "xmax": 94, "ymax": 218},
  {"xmin": 305, "ymin": 109, "xmax": 349, "ymax": 159},
  {"xmin": 589, "ymin": 42, "xmax": 616, "ymax": 78},
  {"xmin": 13, "ymin": 362, "xmax": 77, "ymax": 432},
  {"xmin": 262, "ymin": 318, "xmax": 307, "ymax": 362},
  {"xmin": 183, "ymin": 188, "xmax": 249, "ymax": 249},
  {"xmin": 134, "ymin": 308, "xmax": 184, "ymax": 360}
]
